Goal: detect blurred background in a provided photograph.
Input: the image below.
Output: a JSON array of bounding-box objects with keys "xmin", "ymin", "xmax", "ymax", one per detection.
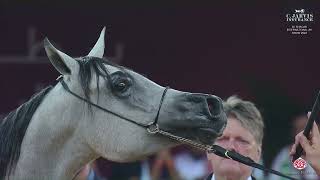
[{"xmin": 0, "ymin": 1, "xmax": 319, "ymax": 179}]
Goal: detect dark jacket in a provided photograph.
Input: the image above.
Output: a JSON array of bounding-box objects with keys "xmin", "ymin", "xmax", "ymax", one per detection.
[
  {"xmin": 205, "ymin": 173, "xmax": 256, "ymax": 180},
  {"xmin": 87, "ymin": 169, "xmax": 106, "ymax": 180}
]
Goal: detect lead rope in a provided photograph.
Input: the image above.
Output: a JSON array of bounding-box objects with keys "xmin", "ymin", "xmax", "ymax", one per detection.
[{"xmin": 147, "ymin": 124, "xmax": 298, "ymax": 180}]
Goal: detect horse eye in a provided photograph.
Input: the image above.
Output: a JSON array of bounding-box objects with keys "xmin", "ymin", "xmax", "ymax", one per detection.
[{"xmin": 114, "ymin": 81, "xmax": 128, "ymax": 92}]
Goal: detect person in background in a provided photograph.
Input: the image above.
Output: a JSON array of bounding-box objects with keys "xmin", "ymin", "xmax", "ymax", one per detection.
[
  {"xmin": 149, "ymin": 149, "xmax": 181, "ymax": 180},
  {"xmin": 173, "ymin": 147, "xmax": 210, "ymax": 180},
  {"xmin": 206, "ymin": 96, "xmax": 264, "ymax": 180},
  {"xmin": 107, "ymin": 161, "xmax": 141, "ymax": 180}
]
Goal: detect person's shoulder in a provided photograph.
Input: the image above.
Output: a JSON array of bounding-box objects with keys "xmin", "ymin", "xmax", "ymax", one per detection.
[
  {"xmin": 204, "ymin": 173, "xmax": 213, "ymax": 180},
  {"xmin": 204, "ymin": 173, "xmax": 255, "ymax": 180}
]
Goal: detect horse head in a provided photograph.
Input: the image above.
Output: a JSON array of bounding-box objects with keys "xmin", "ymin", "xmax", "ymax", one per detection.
[{"xmin": 43, "ymin": 27, "xmax": 227, "ymax": 162}]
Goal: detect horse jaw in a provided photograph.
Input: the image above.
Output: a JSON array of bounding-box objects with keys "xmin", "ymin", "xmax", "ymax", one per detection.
[{"xmin": 81, "ymin": 110, "xmax": 178, "ymax": 162}]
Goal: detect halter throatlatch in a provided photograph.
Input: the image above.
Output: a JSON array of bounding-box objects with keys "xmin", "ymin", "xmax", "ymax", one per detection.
[{"xmin": 57, "ymin": 76, "xmax": 297, "ymax": 180}]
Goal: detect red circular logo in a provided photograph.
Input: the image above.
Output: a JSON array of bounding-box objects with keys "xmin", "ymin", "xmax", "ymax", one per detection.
[{"xmin": 293, "ymin": 157, "xmax": 307, "ymax": 170}]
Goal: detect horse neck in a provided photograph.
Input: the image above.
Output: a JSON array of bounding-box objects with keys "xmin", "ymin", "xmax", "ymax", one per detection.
[{"xmin": 12, "ymin": 84, "xmax": 98, "ymax": 180}]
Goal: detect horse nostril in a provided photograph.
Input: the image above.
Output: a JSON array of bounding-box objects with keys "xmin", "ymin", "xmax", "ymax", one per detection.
[{"xmin": 206, "ymin": 96, "xmax": 222, "ymax": 117}]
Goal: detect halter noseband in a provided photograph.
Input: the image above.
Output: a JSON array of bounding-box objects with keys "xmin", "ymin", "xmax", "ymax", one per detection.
[{"xmin": 57, "ymin": 76, "xmax": 297, "ymax": 180}]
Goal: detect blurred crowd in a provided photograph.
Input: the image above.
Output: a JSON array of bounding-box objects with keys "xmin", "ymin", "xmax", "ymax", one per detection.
[{"xmin": 74, "ymin": 147, "xmax": 213, "ymax": 180}]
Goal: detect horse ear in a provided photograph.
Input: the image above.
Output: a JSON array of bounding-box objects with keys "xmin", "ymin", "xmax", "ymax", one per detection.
[
  {"xmin": 87, "ymin": 27, "xmax": 106, "ymax": 58},
  {"xmin": 44, "ymin": 38, "xmax": 78, "ymax": 75}
]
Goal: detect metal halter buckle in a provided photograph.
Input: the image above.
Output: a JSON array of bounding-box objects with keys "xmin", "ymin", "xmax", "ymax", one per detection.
[
  {"xmin": 147, "ymin": 124, "xmax": 159, "ymax": 134},
  {"xmin": 56, "ymin": 75, "xmax": 63, "ymax": 81},
  {"xmin": 224, "ymin": 150, "xmax": 232, "ymax": 159}
]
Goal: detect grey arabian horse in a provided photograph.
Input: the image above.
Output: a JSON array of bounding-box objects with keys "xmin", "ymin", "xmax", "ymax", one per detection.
[{"xmin": 0, "ymin": 28, "xmax": 227, "ymax": 180}]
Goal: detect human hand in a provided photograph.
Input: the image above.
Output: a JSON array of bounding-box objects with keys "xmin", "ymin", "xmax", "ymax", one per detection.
[{"xmin": 290, "ymin": 118, "xmax": 320, "ymax": 175}]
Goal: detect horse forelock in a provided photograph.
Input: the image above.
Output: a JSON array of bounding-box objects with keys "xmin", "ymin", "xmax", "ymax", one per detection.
[{"xmin": 76, "ymin": 57, "xmax": 124, "ymax": 102}]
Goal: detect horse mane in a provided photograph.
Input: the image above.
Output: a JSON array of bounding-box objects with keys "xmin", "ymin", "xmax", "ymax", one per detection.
[
  {"xmin": 0, "ymin": 86, "xmax": 53, "ymax": 178},
  {"xmin": 0, "ymin": 57, "xmax": 124, "ymax": 178}
]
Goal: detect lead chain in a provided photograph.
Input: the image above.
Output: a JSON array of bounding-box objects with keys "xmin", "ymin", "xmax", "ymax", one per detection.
[{"xmin": 157, "ymin": 129, "xmax": 213, "ymax": 152}]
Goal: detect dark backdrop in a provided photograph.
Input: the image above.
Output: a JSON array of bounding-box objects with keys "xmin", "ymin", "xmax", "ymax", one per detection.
[{"xmin": 0, "ymin": 1, "xmax": 319, "ymax": 168}]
